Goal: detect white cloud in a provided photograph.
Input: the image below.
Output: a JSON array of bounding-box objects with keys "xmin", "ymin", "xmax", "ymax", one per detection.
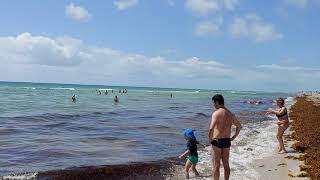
[
  {"xmin": 194, "ymin": 17, "xmax": 223, "ymax": 37},
  {"xmin": 65, "ymin": 3, "xmax": 91, "ymax": 22},
  {"xmin": 1, "ymin": 33, "xmax": 319, "ymax": 91},
  {"xmin": 186, "ymin": 0, "xmax": 219, "ymax": 16},
  {"xmin": 0, "ymin": 33, "xmax": 84, "ymax": 66},
  {"xmin": 168, "ymin": 0, "xmax": 175, "ymax": 6},
  {"xmin": 185, "ymin": 0, "xmax": 239, "ymax": 16},
  {"xmin": 223, "ymin": 0, "xmax": 240, "ymax": 10},
  {"xmin": 253, "ymin": 64, "xmax": 320, "ymax": 91},
  {"xmin": 228, "ymin": 13, "xmax": 282, "ymax": 42},
  {"xmin": 285, "ymin": 0, "xmax": 308, "ymax": 8},
  {"xmin": 0, "ymin": 33, "xmax": 233, "ymax": 88},
  {"xmin": 256, "ymin": 64, "xmax": 320, "ymax": 71},
  {"xmin": 113, "ymin": 0, "xmax": 139, "ymax": 10},
  {"xmin": 185, "ymin": 0, "xmax": 240, "ymax": 38}
]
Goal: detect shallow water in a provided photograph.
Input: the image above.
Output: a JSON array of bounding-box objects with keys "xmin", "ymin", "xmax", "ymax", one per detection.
[{"xmin": 0, "ymin": 81, "xmax": 288, "ymax": 178}]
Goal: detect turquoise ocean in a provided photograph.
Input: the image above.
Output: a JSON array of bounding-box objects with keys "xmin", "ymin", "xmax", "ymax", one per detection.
[{"xmin": 0, "ymin": 81, "xmax": 290, "ymax": 179}]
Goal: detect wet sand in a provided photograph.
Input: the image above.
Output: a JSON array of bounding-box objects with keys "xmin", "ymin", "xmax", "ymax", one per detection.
[
  {"xmin": 254, "ymin": 94, "xmax": 320, "ymax": 180},
  {"xmin": 252, "ymin": 130, "xmax": 309, "ymax": 180},
  {"xmin": 251, "ymin": 96, "xmax": 300, "ymax": 180}
]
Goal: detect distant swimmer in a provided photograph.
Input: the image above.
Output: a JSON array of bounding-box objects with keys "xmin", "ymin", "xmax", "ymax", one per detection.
[
  {"xmin": 71, "ymin": 95, "xmax": 76, "ymax": 102},
  {"xmin": 105, "ymin": 90, "xmax": 108, "ymax": 95},
  {"xmin": 245, "ymin": 100, "xmax": 263, "ymax": 105},
  {"xmin": 125, "ymin": 89, "xmax": 128, "ymax": 93},
  {"xmin": 98, "ymin": 90, "xmax": 102, "ymax": 95},
  {"xmin": 111, "ymin": 89, "xmax": 114, "ymax": 93},
  {"xmin": 170, "ymin": 93, "xmax": 173, "ymax": 98},
  {"xmin": 122, "ymin": 89, "xmax": 125, "ymax": 93},
  {"xmin": 256, "ymin": 101, "xmax": 263, "ymax": 105},
  {"xmin": 114, "ymin": 96, "xmax": 119, "ymax": 103},
  {"xmin": 119, "ymin": 90, "xmax": 121, "ymax": 93}
]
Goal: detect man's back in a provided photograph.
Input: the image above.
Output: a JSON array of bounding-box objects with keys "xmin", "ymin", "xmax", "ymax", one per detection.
[{"xmin": 212, "ymin": 108, "xmax": 234, "ymax": 139}]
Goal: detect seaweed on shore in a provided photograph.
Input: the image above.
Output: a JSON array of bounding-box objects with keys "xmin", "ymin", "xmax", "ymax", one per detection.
[
  {"xmin": 36, "ymin": 158, "xmax": 180, "ymax": 180},
  {"xmin": 290, "ymin": 96, "xmax": 320, "ymax": 179}
]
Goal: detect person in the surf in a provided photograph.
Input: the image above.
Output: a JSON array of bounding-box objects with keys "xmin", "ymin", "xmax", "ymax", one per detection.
[
  {"xmin": 268, "ymin": 98, "xmax": 289, "ymax": 154},
  {"xmin": 179, "ymin": 128, "xmax": 205, "ymax": 179},
  {"xmin": 244, "ymin": 100, "xmax": 263, "ymax": 105},
  {"xmin": 114, "ymin": 96, "xmax": 119, "ymax": 103},
  {"xmin": 208, "ymin": 94, "xmax": 242, "ymax": 180},
  {"xmin": 71, "ymin": 95, "xmax": 76, "ymax": 102},
  {"xmin": 105, "ymin": 90, "xmax": 108, "ymax": 95}
]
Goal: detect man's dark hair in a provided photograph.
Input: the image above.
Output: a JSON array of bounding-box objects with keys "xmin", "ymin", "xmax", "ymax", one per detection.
[{"xmin": 212, "ymin": 94, "xmax": 224, "ymax": 105}]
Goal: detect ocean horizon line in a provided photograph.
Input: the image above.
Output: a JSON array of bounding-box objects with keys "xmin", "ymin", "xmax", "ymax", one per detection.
[{"xmin": 0, "ymin": 80, "xmax": 288, "ymax": 94}]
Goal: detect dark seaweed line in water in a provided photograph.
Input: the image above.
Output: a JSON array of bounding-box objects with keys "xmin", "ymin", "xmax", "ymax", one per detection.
[
  {"xmin": 0, "ymin": 111, "xmax": 120, "ymax": 120},
  {"xmin": 2, "ymin": 158, "xmax": 183, "ymax": 180},
  {"xmin": 0, "ymin": 108, "xmax": 209, "ymax": 121}
]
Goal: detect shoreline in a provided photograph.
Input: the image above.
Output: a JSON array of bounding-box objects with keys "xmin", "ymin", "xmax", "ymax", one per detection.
[
  {"xmin": 249, "ymin": 96, "xmax": 303, "ymax": 180},
  {"xmin": 251, "ymin": 127, "xmax": 309, "ymax": 180},
  {"xmin": 253, "ymin": 94, "xmax": 320, "ymax": 180},
  {"xmin": 1, "ymin": 93, "xmax": 307, "ymax": 180}
]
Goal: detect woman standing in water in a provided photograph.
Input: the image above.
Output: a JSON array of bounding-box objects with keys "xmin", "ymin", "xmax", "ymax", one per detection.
[{"xmin": 268, "ymin": 98, "xmax": 289, "ymax": 154}]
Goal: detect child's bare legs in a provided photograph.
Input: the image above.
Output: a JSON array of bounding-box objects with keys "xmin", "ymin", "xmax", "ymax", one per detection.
[
  {"xmin": 191, "ymin": 163, "xmax": 200, "ymax": 177},
  {"xmin": 184, "ymin": 160, "xmax": 192, "ymax": 179}
]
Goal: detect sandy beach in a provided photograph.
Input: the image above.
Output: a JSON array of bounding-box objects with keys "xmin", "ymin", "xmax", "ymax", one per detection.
[
  {"xmin": 251, "ymin": 129, "xmax": 309, "ymax": 180},
  {"xmin": 252, "ymin": 94, "xmax": 320, "ymax": 180}
]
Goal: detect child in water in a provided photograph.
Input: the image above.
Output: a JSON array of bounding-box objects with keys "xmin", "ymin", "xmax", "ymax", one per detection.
[{"xmin": 179, "ymin": 128, "xmax": 205, "ymax": 179}]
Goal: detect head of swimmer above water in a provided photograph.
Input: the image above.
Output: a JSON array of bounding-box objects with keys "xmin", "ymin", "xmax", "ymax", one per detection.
[
  {"xmin": 72, "ymin": 95, "xmax": 76, "ymax": 102},
  {"xmin": 212, "ymin": 94, "xmax": 224, "ymax": 109}
]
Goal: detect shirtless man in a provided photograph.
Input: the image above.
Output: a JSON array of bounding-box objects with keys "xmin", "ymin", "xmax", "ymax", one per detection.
[{"xmin": 208, "ymin": 94, "xmax": 241, "ymax": 180}]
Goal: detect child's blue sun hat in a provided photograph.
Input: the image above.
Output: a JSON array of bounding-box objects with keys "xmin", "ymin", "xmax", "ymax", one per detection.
[{"xmin": 183, "ymin": 128, "xmax": 196, "ymax": 140}]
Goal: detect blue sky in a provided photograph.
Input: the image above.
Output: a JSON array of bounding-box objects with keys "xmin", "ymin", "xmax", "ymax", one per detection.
[{"xmin": 0, "ymin": 0, "xmax": 319, "ymax": 91}]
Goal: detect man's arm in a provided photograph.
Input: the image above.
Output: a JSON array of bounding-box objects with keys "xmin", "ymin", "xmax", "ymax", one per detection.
[
  {"xmin": 231, "ymin": 114, "xmax": 241, "ymax": 141},
  {"xmin": 208, "ymin": 112, "xmax": 217, "ymax": 144}
]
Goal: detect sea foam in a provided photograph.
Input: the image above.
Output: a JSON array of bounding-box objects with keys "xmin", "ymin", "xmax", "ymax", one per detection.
[{"xmin": 172, "ymin": 96, "xmax": 295, "ymax": 180}]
